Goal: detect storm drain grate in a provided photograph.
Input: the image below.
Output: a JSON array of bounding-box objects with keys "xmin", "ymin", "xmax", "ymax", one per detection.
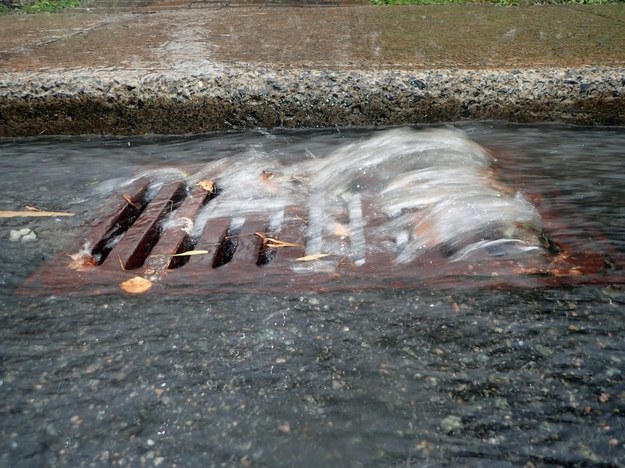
[
  {"xmin": 19, "ymin": 131, "xmax": 625, "ymax": 295},
  {"xmin": 19, "ymin": 179, "xmax": 622, "ymax": 296}
]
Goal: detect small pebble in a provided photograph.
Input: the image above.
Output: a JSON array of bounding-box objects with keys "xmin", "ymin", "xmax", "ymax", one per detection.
[
  {"xmin": 9, "ymin": 228, "xmax": 37, "ymax": 242},
  {"xmin": 277, "ymin": 421, "xmax": 291, "ymax": 435},
  {"xmin": 441, "ymin": 415, "xmax": 463, "ymax": 434},
  {"xmin": 21, "ymin": 231, "xmax": 37, "ymax": 242}
]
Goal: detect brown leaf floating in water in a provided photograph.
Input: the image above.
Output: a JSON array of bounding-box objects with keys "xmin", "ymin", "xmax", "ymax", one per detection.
[
  {"xmin": 122, "ymin": 194, "xmax": 141, "ymax": 209},
  {"xmin": 197, "ymin": 180, "xmax": 215, "ymax": 192},
  {"xmin": 254, "ymin": 232, "xmax": 303, "ymax": 249},
  {"xmin": 120, "ymin": 276, "xmax": 153, "ymax": 294}
]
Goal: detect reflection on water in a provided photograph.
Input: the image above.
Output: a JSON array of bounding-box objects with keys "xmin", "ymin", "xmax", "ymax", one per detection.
[{"xmin": 1, "ymin": 124, "xmax": 624, "ymax": 466}]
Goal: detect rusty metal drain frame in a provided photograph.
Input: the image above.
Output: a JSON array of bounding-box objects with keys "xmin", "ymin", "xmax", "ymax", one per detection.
[{"xmin": 19, "ymin": 157, "xmax": 625, "ymax": 296}]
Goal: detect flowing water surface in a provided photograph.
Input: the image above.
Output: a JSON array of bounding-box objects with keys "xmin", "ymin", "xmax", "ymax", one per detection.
[{"xmin": 1, "ymin": 123, "xmax": 625, "ymax": 466}]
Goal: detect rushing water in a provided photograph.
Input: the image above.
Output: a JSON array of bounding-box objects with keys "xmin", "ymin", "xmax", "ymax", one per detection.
[
  {"xmin": 1, "ymin": 124, "xmax": 625, "ymax": 466},
  {"xmin": 76, "ymin": 128, "xmax": 550, "ymax": 282}
]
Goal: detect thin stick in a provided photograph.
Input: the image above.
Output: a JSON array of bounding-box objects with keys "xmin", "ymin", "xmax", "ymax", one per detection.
[{"xmin": 0, "ymin": 210, "xmax": 74, "ymax": 218}]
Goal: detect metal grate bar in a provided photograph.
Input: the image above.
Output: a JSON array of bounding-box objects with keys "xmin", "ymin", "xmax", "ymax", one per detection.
[
  {"xmin": 347, "ymin": 193, "xmax": 366, "ymax": 266},
  {"xmin": 141, "ymin": 184, "xmax": 212, "ymax": 275},
  {"xmin": 102, "ymin": 182, "xmax": 186, "ymax": 270},
  {"xmin": 187, "ymin": 216, "xmax": 231, "ymax": 269},
  {"xmin": 268, "ymin": 205, "xmax": 307, "ymax": 265},
  {"xmin": 226, "ymin": 216, "xmax": 267, "ymax": 269},
  {"xmin": 89, "ymin": 179, "xmax": 151, "ymax": 265},
  {"xmin": 355, "ymin": 194, "xmax": 395, "ymax": 268}
]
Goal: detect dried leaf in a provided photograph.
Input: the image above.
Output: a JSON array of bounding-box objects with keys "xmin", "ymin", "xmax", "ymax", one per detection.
[
  {"xmin": 266, "ymin": 239, "xmax": 303, "ymax": 248},
  {"xmin": 122, "ymin": 194, "xmax": 141, "ymax": 209},
  {"xmin": 66, "ymin": 253, "xmax": 97, "ymax": 270},
  {"xmin": 197, "ymin": 180, "xmax": 215, "ymax": 192},
  {"xmin": 334, "ymin": 223, "xmax": 350, "ymax": 237},
  {"xmin": 0, "ymin": 210, "xmax": 74, "ymax": 218},
  {"xmin": 254, "ymin": 232, "xmax": 302, "ymax": 249},
  {"xmin": 172, "ymin": 250, "xmax": 210, "ymax": 257},
  {"xmin": 259, "ymin": 172, "xmax": 280, "ymax": 194},
  {"xmin": 120, "ymin": 276, "xmax": 153, "ymax": 294},
  {"xmin": 295, "ymin": 253, "xmax": 331, "ymax": 262}
]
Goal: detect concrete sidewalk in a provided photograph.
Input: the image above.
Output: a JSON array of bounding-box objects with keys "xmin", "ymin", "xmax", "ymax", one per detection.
[{"xmin": 1, "ymin": 3, "xmax": 624, "ymax": 135}]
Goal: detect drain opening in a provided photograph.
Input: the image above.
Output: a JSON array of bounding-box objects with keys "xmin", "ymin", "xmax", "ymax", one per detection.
[
  {"xmin": 212, "ymin": 228, "xmax": 241, "ymax": 268},
  {"xmin": 123, "ymin": 184, "xmax": 189, "ymax": 270},
  {"xmin": 91, "ymin": 185, "xmax": 151, "ymax": 265},
  {"xmin": 168, "ymin": 234, "xmax": 200, "ymax": 269},
  {"xmin": 257, "ymin": 233, "xmax": 278, "ymax": 266},
  {"xmin": 167, "ymin": 184, "xmax": 220, "ymax": 270}
]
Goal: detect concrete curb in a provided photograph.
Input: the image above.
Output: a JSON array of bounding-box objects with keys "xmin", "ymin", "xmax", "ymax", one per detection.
[{"xmin": 1, "ymin": 65, "xmax": 623, "ymax": 136}]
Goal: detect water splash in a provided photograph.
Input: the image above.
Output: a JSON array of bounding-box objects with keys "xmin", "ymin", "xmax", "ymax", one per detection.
[{"xmin": 111, "ymin": 127, "xmax": 547, "ymax": 266}]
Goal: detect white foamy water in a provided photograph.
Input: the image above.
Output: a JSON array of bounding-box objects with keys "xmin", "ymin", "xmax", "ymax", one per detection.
[{"xmin": 111, "ymin": 128, "xmax": 546, "ymax": 266}]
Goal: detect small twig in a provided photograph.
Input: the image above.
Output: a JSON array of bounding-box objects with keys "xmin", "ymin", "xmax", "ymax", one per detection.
[{"xmin": 0, "ymin": 210, "xmax": 74, "ymax": 218}]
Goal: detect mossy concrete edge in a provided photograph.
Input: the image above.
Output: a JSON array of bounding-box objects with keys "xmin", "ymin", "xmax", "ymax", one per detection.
[{"xmin": 1, "ymin": 65, "xmax": 623, "ymax": 136}]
